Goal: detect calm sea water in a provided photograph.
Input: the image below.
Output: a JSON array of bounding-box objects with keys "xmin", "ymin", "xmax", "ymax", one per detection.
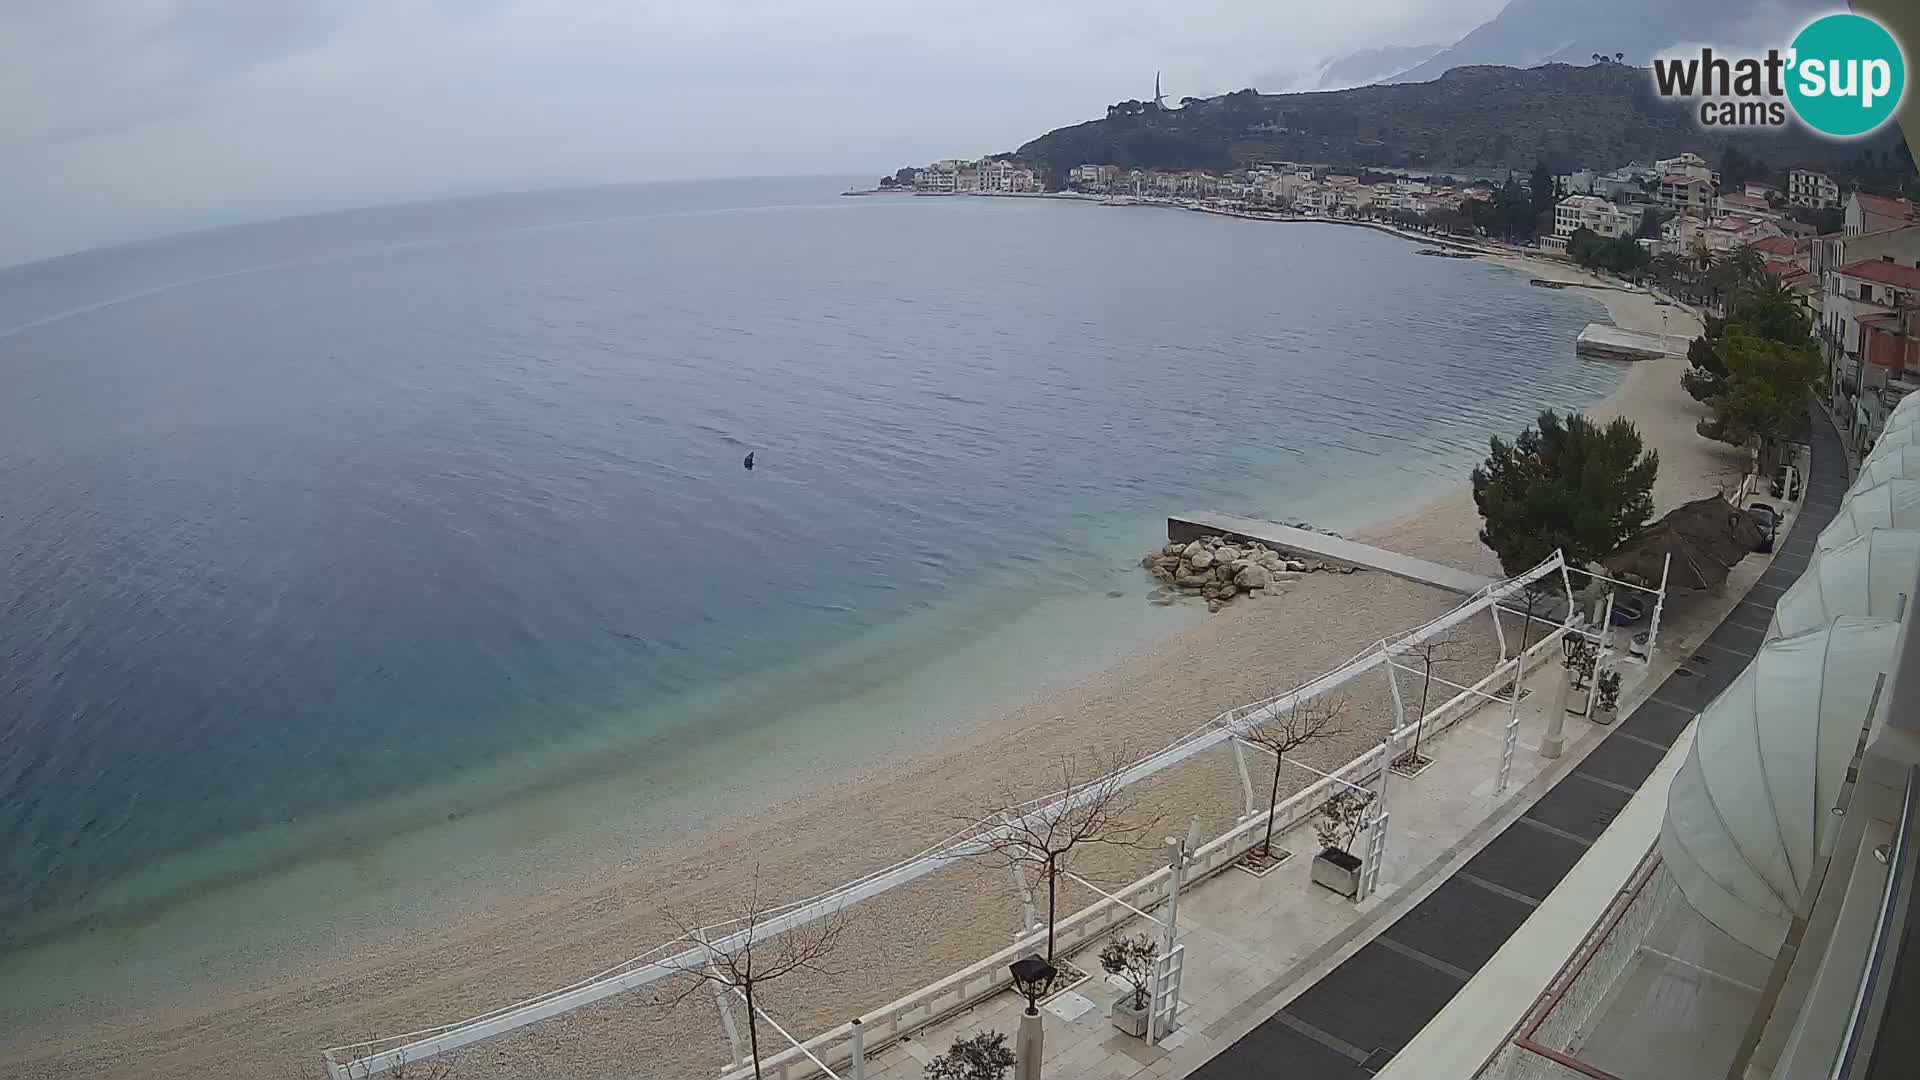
[{"xmin": 0, "ymin": 177, "xmax": 1613, "ymax": 951}]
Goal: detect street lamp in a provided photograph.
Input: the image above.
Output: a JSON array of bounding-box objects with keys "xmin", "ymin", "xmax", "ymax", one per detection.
[
  {"xmin": 1008, "ymin": 954, "xmax": 1057, "ymax": 1080},
  {"xmin": 1008, "ymin": 954, "xmax": 1056, "ymax": 1014}
]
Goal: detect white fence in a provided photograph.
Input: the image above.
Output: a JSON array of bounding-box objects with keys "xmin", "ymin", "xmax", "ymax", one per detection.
[{"xmin": 325, "ymin": 553, "xmax": 1577, "ymax": 1079}]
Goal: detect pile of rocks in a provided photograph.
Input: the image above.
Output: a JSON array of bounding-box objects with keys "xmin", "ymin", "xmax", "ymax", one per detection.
[{"xmin": 1142, "ymin": 535, "xmax": 1352, "ymax": 612}]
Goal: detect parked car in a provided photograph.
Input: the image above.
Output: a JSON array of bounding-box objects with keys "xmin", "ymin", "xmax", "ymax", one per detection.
[
  {"xmin": 1747, "ymin": 502, "xmax": 1779, "ymax": 553},
  {"xmin": 1771, "ymin": 465, "xmax": 1801, "ymax": 501}
]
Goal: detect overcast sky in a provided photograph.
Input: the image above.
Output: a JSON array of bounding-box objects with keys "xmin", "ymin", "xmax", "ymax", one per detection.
[{"xmin": 0, "ymin": 1, "xmax": 1503, "ymax": 266}]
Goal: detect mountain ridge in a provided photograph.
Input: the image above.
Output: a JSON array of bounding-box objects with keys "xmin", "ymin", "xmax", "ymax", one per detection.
[{"xmin": 1013, "ymin": 62, "xmax": 1888, "ymax": 182}]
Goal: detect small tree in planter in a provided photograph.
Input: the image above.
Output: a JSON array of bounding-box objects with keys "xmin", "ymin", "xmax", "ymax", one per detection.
[
  {"xmin": 1239, "ymin": 694, "xmax": 1349, "ymax": 873},
  {"xmin": 1310, "ymin": 788, "xmax": 1376, "ymax": 899},
  {"xmin": 926, "ymin": 1030, "xmax": 1017, "ymax": 1080},
  {"xmin": 1595, "ymin": 668, "xmax": 1622, "ymax": 724},
  {"xmin": 1098, "ymin": 933, "xmax": 1159, "ymax": 1037},
  {"xmin": 1392, "ymin": 630, "xmax": 1467, "ymax": 772}
]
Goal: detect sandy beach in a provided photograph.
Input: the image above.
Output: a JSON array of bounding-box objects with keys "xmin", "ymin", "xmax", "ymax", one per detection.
[{"xmin": 0, "ymin": 245, "xmax": 1747, "ymax": 1080}]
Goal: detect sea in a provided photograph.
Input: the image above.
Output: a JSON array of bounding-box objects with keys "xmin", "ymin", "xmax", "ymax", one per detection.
[{"xmin": 0, "ymin": 177, "xmax": 1613, "ymax": 1003}]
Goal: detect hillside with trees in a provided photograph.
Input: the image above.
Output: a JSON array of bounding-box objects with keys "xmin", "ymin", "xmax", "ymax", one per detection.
[{"xmin": 1015, "ymin": 63, "xmax": 1896, "ymax": 185}]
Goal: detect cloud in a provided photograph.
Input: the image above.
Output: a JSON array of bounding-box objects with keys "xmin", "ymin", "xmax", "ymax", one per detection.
[{"xmin": 0, "ymin": 0, "xmax": 1497, "ymax": 265}]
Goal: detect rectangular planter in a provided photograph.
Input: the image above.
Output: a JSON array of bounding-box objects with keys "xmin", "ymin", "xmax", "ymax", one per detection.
[
  {"xmin": 1110, "ymin": 996, "xmax": 1150, "ymax": 1037},
  {"xmin": 1311, "ymin": 847, "xmax": 1362, "ymax": 899}
]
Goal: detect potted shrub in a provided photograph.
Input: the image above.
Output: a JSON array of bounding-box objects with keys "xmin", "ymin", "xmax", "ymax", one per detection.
[
  {"xmin": 1310, "ymin": 788, "xmax": 1375, "ymax": 899},
  {"xmin": 1594, "ymin": 669, "xmax": 1622, "ymax": 724},
  {"xmin": 925, "ymin": 1030, "xmax": 1016, "ymax": 1080},
  {"xmin": 1098, "ymin": 933, "xmax": 1158, "ymax": 1037}
]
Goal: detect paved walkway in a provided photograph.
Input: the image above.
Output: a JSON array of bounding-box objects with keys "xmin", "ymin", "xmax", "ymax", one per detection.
[
  {"xmin": 1167, "ymin": 512, "xmax": 1495, "ymax": 596},
  {"xmin": 1186, "ymin": 406, "xmax": 1846, "ymax": 1079}
]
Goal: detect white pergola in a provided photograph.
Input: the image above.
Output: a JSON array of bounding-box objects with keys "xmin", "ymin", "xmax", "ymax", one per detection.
[{"xmin": 323, "ymin": 551, "xmax": 1598, "ymax": 1079}]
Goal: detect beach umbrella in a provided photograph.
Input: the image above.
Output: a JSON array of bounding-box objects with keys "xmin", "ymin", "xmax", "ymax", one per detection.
[
  {"xmin": 1603, "ymin": 495, "xmax": 1762, "ymax": 591},
  {"xmin": 1661, "ymin": 616, "xmax": 1899, "ymax": 954},
  {"xmin": 1852, "ymin": 446, "xmax": 1920, "ymax": 491},
  {"xmin": 1769, "ymin": 529, "xmax": 1920, "ymax": 639},
  {"xmin": 1817, "ymin": 479, "xmax": 1920, "ymax": 552}
]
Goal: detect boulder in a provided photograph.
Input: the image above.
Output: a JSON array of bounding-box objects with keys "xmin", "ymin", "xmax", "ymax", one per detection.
[
  {"xmin": 1212, "ymin": 564, "xmax": 1233, "ymax": 581},
  {"xmin": 1164, "ymin": 542, "xmax": 1186, "ymax": 557},
  {"xmin": 1150, "ymin": 565, "xmax": 1173, "ymax": 582},
  {"xmin": 1182, "ymin": 540, "xmax": 1207, "ymax": 559},
  {"xmin": 1188, "ymin": 547, "xmax": 1215, "ymax": 570},
  {"xmin": 1215, "ymin": 546, "xmax": 1243, "ymax": 563},
  {"xmin": 1235, "ymin": 564, "xmax": 1271, "ymax": 589},
  {"xmin": 1257, "ymin": 550, "xmax": 1283, "ymax": 567},
  {"xmin": 1285, "ymin": 560, "xmax": 1310, "ymax": 573},
  {"xmin": 1175, "ymin": 573, "xmax": 1211, "ymax": 589},
  {"xmin": 1207, "ymin": 598, "xmax": 1227, "ymax": 613}
]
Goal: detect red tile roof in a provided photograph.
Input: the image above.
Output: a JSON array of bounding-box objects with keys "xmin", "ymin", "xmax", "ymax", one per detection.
[
  {"xmin": 1857, "ymin": 193, "xmax": 1918, "ymax": 221},
  {"xmin": 1751, "ymin": 236, "xmax": 1801, "ymax": 256},
  {"xmin": 1838, "ymin": 258, "xmax": 1920, "ymax": 290}
]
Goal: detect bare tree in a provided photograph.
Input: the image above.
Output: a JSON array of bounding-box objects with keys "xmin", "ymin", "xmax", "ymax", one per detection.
[
  {"xmin": 963, "ymin": 751, "xmax": 1160, "ymax": 964},
  {"xmin": 1394, "ymin": 630, "xmax": 1469, "ymax": 764},
  {"xmin": 655, "ymin": 867, "xmax": 854, "ymax": 1080},
  {"xmin": 1241, "ymin": 694, "xmax": 1349, "ymax": 862}
]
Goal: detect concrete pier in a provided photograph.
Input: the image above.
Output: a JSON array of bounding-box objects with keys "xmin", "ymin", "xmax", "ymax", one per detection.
[{"xmin": 1167, "ymin": 511, "xmax": 1495, "ymax": 596}]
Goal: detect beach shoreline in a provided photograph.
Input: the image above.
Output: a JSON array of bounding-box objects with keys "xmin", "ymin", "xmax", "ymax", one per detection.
[{"xmin": 0, "ymin": 236, "xmax": 1743, "ymax": 1080}]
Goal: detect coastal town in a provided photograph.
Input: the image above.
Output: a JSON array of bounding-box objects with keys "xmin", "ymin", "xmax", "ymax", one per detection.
[{"xmin": 875, "ymin": 146, "xmax": 1920, "ymax": 473}]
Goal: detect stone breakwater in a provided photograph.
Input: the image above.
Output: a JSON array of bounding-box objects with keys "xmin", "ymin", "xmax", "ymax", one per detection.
[{"xmin": 1142, "ymin": 534, "xmax": 1356, "ymax": 612}]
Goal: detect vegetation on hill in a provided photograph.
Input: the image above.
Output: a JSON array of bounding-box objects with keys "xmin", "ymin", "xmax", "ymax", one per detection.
[{"xmin": 1015, "ymin": 64, "xmax": 1893, "ymax": 185}]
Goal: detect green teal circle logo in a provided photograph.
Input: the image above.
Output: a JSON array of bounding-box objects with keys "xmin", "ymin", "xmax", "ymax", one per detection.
[{"xmin": 1787, "ymin": 14, "xmax": 1906, "ymax": 137}]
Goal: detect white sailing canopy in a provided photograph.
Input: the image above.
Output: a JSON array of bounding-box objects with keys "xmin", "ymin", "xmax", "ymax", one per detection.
[
  {"xmin": 1660, "ymin": 617, "xmax": 1898, "ymax": 955},
  {"xmin": 1769, "ymin": 530, "xmax": 1920, "ymax": 639},
  {"xmin": 1816, "ymin": 479, "xmax": 1920, "ymax": 552},
  {"xmin": 1851, "ymin": 446, "xmax": 1920, "ymax": 491}
]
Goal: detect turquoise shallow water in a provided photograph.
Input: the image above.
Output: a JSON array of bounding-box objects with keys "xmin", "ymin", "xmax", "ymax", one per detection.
[{"xmin": 0, "ymin": 178, "xmax": 1614, "ymax": 960}]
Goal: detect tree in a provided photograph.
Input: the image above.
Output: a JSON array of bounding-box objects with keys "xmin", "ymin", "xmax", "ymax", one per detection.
[
  {"xmin": 656, "ymin": 869, "xmax": 854, "ymax": 1080},
  {"xmin": 1682, "ymin": 317, "xmax": 1729, "ymax": 403},
  {"xmin": 1314, "ymin": 788, "xmax": 1375, "ymax": 856},
  {"xmin": 1530, "ymin": 160, "xmax": 1556, "ymax": 221},
  {"xmin": 926, "ymin": 1031, "xmax": 1017, "ymax": 1080},
  {"xmin": 1098, "ymin": 933, "xmax": 1159, "ymax": 1012},
  {"xmin": 1727, "ymin": 243, "xmax": 1765, "ymax": 285},
  {"xmin": 1636, "ymin": 207, "xmax": 1669, "ymax": 241},
  {"xmin": 1240, "ymin": 694, "xmax": 1350, "ymax": 862},
  {"xmin": 1471, "ymin": 411, "xmax": 1660, "ymax": 578},
  {"xmin": 1391, "ymin": 631, "xmax": 1469, "ymax": 764},
  {"xmin": 1701, "ymin": 326, "xmax": 1822, "ymax": 449},
  {"xmin": 966, "ymin": 752, "xmax": 1159, "ymax": 964}
]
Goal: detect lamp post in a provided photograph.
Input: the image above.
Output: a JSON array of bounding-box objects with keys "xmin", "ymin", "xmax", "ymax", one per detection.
[{"xmin": 1009, "ymin": 954, "xmax": 1057, "ymax": 1080}]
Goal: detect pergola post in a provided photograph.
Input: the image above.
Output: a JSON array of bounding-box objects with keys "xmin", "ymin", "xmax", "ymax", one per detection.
[
  {"xmin": 1008, "ymin": 853, "xmax": 1040, "ymax": 939},
  {"xmin": 849, "ymin": 1018, "xmax": 866, "ymax": 1080},
  {"xmin": 1645, "ymin": 552, "xmax": 1673, "ymax": 658},
  {"xmin": 704, "ymin": 950, "xmax": 747, "ymax": 1070},
  {"xmin": 1490, "ymin": 605, "xmax": 1508, "ymax": 663},
  {"xmin": 1232, "ymin": 739, "xmax": 1258, "ymax": 819},
  {"xmin": 1498, "ymin": 653, "xmax": 1524, "ymax": 792},
  {"xmin": 1382, "ymin": 640, "xmax": 1409, "ymax": 744},
  {"xmin": 1360, "ymin": 738, "xmax": 1393, "ymax": 899}
]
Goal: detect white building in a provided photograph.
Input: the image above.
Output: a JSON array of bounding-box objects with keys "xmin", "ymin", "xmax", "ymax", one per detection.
[
  {"xmin": 1790, "ymin": 168, "xmax": 1841, "ymax": 210},
  {"xmin": 1847, "ymin": 191, "xmax": 1920, "ymax": 236},
  {"xmin": 1655, "ymin": 152, "xmax": 1716, "ymax": 184},
  {"xmin": 1543, "ymin": 194, "xmax": 1637, "ymax": 251}
]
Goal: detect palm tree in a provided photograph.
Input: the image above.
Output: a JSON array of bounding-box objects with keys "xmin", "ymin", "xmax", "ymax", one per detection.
[
  {"xmin": 1729, "ymin": 243, "xmax": 1765, "ymax": 284},
  {"xmin": 1651, "ymin": 252, "xmax": 1683, "ymax": 285}
]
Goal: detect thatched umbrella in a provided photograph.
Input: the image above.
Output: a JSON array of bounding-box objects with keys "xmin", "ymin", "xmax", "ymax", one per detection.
[{"xmin": 1604, "ymin": 495, "xmax": 1763, "ymax": 591}]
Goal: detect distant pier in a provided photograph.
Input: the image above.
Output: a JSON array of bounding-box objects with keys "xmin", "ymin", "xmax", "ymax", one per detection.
[{"xmin": 1167, "ymin": 511, "xmax": 1495, "ymax": 595}]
